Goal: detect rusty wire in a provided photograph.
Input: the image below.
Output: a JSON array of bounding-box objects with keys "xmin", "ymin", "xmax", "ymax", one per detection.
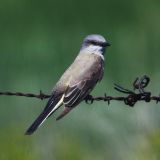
[{"xmin": 0, "ymin": 75, "xmax": 159, "ymax": 107}]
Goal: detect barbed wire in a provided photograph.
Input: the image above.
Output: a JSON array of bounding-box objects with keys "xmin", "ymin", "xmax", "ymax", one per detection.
[{"xmin": 0, "ymin": 75, "xmax": 159, "ymax": 107}]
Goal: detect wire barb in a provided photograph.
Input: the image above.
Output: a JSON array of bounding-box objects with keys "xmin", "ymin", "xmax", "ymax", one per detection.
[{"xmin": 0, "ymin": 75, "xmax": 160, "ymax": 107}]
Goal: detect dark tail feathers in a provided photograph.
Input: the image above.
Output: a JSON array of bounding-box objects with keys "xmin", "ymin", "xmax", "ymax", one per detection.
[{"xmin": 25, "ymin": 96, "xmax": 60, "ymax": 135}]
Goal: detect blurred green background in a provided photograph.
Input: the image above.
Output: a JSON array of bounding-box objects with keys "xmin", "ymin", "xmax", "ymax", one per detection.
[{"xmin": 0, "ymin": 0, "xmax": 160, "ymax": 159}]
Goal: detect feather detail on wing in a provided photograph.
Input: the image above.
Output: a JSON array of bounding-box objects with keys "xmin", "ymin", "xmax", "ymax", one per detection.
[
  {"xmin": 63, "ymin": 80, "xmax": 88, "ymax": 107},
  {"xmin": 56, "ymin": 79, "xmax": 96, "ymax": 121}
]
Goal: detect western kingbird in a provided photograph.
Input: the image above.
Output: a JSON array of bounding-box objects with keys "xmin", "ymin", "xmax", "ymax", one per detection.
[{"xmin": 25, "ymin": 34, "xmax": 110, "ymax": 135}]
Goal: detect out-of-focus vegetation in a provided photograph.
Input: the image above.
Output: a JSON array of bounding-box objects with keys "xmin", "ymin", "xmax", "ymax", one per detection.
[{"xmin": 0, "ymin": 0, "xmax": 160, "ymax": 159}]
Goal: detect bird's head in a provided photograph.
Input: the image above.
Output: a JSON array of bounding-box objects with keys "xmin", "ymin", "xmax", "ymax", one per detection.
[{"xmin": 81, "ymin": 34, "xmax": 110, "ymax": 54}]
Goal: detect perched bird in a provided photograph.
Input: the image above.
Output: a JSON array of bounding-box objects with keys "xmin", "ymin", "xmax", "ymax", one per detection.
[{"xmin": 25, "ymin": 34, "xmax": 110, "ymax": 135}]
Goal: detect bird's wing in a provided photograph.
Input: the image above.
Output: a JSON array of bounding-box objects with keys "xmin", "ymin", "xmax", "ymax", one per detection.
[
  {"xmin": 56, "ymin": 77, "xmax": 100, "ymax": 120},
  {"xmin": 63, "ymin": 79, "xmax": 91, "ymax": 107},
  {"xmin": 55, "ymin": 79, "xmax": 91, "ymax": 120},
  {"xmin": 98, "ymin": 60, "xmax": 104, "ymax": 82}
]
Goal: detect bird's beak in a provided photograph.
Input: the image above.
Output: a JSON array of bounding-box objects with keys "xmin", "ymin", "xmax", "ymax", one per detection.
[
  {"xmin": 106, "ymin": 42, "xmax": 111, "ymax": 46},
  {"xmin": 103, "ymin": 42, "xmax": 111, "ymax": 47}
]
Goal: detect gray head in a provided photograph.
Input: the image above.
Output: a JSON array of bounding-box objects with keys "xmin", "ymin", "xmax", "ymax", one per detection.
[{"xmin": 81, "ymin": 34, "xmax": 110, "ymax": 54}]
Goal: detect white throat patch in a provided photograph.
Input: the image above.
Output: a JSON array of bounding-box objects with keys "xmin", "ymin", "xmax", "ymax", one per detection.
[{"xmin": 86, "ymin": 45, "xmax": 104, "ymax": 60}]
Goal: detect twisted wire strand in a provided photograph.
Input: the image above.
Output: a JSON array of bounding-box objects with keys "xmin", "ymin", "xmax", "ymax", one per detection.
[{"xmin": 0, "ymin": 75, "xmax": 159, "ymax": 107}]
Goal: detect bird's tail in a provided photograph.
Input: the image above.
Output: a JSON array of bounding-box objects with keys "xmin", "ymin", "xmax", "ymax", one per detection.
[
  {"xmin": 25, "ymin": 94, "xmax": 64, "ymax": 135},
  {"xmin": 56, "ymin": 107, "xmax": 73, "ymax": 121}
]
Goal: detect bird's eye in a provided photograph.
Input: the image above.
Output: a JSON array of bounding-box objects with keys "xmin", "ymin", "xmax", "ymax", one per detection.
[{"xmin": 90, "ymin": 40, "xmax": 98, "ymax": 45}]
